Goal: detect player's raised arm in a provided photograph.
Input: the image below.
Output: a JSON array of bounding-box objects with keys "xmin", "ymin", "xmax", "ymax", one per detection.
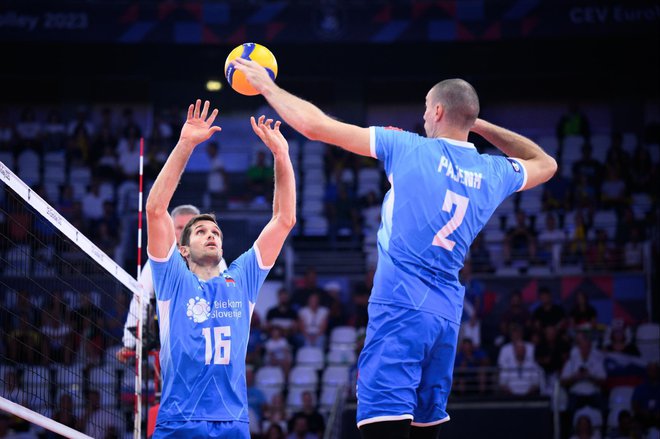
[
  {"xmin": 231, "ymin": 57, "xmax": 372, "ymax": 158},
  {"xmin": 251, "ymin": 116, "xmax": 297, "ymax": 267},
  {"xmin": 146, "ymin": 100, "xmax": 222, "ymax": 259},
  {"xmin": 471, "ymin": 118, "xmax": 557, "ymax": 190}
]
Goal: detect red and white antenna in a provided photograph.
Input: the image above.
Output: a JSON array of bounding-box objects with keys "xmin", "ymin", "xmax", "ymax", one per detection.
[{"xmin": 134, "ymin": 136, "xmax": 145, "ymax": 439}]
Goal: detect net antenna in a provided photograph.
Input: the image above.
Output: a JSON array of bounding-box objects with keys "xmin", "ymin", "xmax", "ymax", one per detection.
[
  {"xmin": 134, "ymin": 136, "xmax": 145, "ymax": 438},
  {"xmin": 0, "ymin": 160, "xmax": 140, "ymax": 438}
]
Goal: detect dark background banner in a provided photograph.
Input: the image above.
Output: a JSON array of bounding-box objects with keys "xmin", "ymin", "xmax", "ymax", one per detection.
[{"xmin": 1, "ymin": 0, "xmax": 659, "ymax": 44}]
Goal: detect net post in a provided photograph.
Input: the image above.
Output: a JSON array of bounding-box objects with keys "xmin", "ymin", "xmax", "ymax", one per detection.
[{"xmin": 134, "ymin": 137, "xmax": 145, "ymax": 439}]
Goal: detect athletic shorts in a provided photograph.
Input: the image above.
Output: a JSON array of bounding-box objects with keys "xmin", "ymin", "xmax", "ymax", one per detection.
[
  {"xmin": 356, "ymin": 302, "xmax": 460, "ymax": 428},
  {"xmin": 153, "ymin": 420, "xmax": 249, "ymax": 438}
]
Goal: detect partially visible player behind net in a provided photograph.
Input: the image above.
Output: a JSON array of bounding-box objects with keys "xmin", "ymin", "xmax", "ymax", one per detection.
[{"xmin": 0, "ymin": 160, "xmax": 140, "ymax": 438}]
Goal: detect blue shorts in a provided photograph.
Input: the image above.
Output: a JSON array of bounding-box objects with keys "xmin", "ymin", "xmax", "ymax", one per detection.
[
  {"xmin": 356, "ymin": 303, "xmax": 459, "ymax": 428},
  {"xmin": 153, "ymin": 420, "xmax": 249, "ymax": 438}
]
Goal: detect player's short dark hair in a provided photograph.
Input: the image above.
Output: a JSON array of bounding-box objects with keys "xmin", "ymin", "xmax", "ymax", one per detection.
[
  {"xmin": 180, "ymin": 213, "xmax": 222, "ymax": 247},
  {"xmin": 430, "ymin": 78, "xmax": 480, "ymax": 130}
]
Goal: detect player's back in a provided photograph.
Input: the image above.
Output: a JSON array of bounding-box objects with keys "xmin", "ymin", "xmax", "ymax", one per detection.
[{"xmin": 370, "ymin": 127, "xmax": 526, "ymax": 322}]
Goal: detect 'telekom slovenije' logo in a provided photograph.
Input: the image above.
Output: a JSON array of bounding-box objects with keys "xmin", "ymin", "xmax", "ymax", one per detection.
[{"xmin": 187, "ymin": 297, "xmax": 211, "ymax": 323}]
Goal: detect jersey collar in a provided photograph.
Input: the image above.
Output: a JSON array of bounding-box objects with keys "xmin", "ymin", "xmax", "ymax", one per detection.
[{"xmin": 441, "ymin": 137, "xmax": 476, "ymax": 150}]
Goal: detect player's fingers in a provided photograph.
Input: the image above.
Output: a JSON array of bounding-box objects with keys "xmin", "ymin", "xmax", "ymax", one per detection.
[
  {"xmin": 194, "ymin": 99, "xmax": 201, "ymax": 118},
  {"xmin": 207, "ymin": 108, "xmax": 219, "ymax": 126},
  {"xmin": 274, "ymin": 121, "xmax": 281, "ymax": 131},
  {"xmin": 265, "ymin": 119, "xmax": 274, "ymax": 129},
  {"xmin": 187, "ymin": 104, "xmax": 194, "ymax": 120},
  {"xmin": 201, "ymin": 100, "xmax": 210, "ymax": 120}
]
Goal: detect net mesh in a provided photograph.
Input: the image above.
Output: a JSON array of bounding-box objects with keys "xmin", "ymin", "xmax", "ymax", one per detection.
[{"xmin": 0, "ymin": 165, "xmax": 139, "ymax": 438}]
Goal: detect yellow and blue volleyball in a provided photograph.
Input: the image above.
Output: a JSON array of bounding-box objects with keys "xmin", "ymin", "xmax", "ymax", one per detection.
[{"xmin": 224, "ymin": 43, "xmax": 278, "ymax": 96}]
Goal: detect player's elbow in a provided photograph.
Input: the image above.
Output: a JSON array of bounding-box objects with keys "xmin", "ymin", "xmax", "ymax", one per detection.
[
  {"xmin": 145, "ymin": 196, "xmax": 168, "ymax": 218},
  {"xmin": 277, "ymin": 213, "xmax": 297, "ymax": 231},
  {"xmin": 541, "ymin": 155, "xmax": 558, "ymax": 183}
]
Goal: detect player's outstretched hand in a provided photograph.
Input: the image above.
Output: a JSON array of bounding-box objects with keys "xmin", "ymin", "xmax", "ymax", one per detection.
[
  {"xmin": 180, "ymin": 99, "xmax": 222, "ymax": 145},
  {"xmin": 251, "ymin": 116, "xmax": 288, "ymax": 157},
  {"xmin": 232, "ymin": 58, "xmax": 275, "ymax": 95}
]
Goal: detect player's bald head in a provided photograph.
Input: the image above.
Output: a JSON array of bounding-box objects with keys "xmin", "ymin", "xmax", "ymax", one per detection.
[{"xmin": 429, "ymin": 79, "xmax": 480, "ymax": 131}]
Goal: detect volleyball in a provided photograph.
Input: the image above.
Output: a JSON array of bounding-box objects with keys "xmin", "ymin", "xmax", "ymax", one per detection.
[{"xmin": 224, "ymin": 42, "xmax": 278, "ymax": 96}]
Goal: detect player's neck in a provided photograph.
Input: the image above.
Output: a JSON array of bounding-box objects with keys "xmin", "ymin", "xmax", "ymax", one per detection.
[
  {"xmin": 432, "ymin": 125, "xmax": 468, "ymax": 142},
  {"xmin": 189, "ymin": 260, "xmax": 221, "ymax": 281}
]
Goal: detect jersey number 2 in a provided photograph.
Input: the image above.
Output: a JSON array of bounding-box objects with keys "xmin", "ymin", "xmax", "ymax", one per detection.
[
  {"xmin": 202, "ymin": 326, "xmax": 231, "ymax": 365},
  {"xmin": 432, "ymin": 189, "xmax": 469, "ymax": 251}
]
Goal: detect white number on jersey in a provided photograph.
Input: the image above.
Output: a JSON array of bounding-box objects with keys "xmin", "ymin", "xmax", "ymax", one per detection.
[
  {"xmin": 202, "ymin": 326, "xmax": 231, "ymax": 365},
  {"xmin": 432, "ymin": 189, "xmax": 470, "ymax": 251}
]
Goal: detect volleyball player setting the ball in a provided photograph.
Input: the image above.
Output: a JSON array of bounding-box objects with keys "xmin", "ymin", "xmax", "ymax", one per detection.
[
  {"xmin": 146, "ymin": 100, "xmax": 296, "ymax": 438},
  {"xmin": 233, "ymin": 58, "xmax": 557, "ymax": 439}
]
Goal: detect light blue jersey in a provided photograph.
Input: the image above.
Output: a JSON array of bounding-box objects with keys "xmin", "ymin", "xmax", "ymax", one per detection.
[
  {"xmin": 149, "ymin": 243, "xmax": 270, "ymax": 425},
  {"xmin": 369, "ymin": 126, "xmax": 527, "ymax": 324}
]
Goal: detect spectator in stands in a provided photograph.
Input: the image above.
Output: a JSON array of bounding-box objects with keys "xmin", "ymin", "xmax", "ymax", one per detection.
[
  {"xmin": 15, "ymin": 106, "xmax": 41, "ymax": 150},
  {"xmin": 535, "ymin": 324, "xmax": 571, "ymax": 391},
  {"xmin": 632, "ymin": 361, "xmax": 660, "ymax": 437},
  {"xmin": 72, "ymin": 293, "xmax": 104, "ymax": 367},
  {"xmin": 629, "ymin": 144, "xmax": 654, "ymax": 193},
  {"xmin": 82, "ymin": 389, "xmax": 122, "ymax": 439},
  {"xmin": 572, "ymin": 144, "xmax": 603, "ymax": 202},
  {"xmin": 498, "ymin": 323, "xmax": 535, "ymax": 371},
  {"xmin": 67, "ymin": 106, "xmax": 94, "ymax": 164},
  {"xmin": 264, "ymin": 325, "xmax": 293, "ymax": 377},
  {"xmin": 291, "ymin": 266, "xmax": 325, "ymax": 311},
  {"xmin": 532, "ymin": 286, "xmax": 567, "ymax": 332},
  {"xmin": 542, "ymin": 163, "xmax": 572, "ymax": 212},
  {"xmin": 247, "ymin": 312, "xmax": 267, "ymax": 368},
  {"xmin": 287, "ymin": 414, "xmax": 319, "ymax": 439},
  {"xmin": 326, "ymin": 182, "xmax": 360, "ymax": 245},
  {"xmin": 454, "ymin": 337, "xmax": 490, "ymax": 395},
  {"xmin": 569, "ymin": 414, "xmax": 601, "ymax": 439},
  {"xmin": 298, "ymin": 291, "xmax": 329, "ymax": 349},
  {"xmin": 116, "ymin": 125, "xmax": 141, "ymax": 179},
  {"xmin": 41, "ymin": 302, "xmax": 74, "ymax": 364},
  {"xmin": 264, "ymin": 423, "xmax": 286, "ymax": 439},
  {"xmin": 468, "ymin": 233, "xmax": 494, "ymax": 273},
  {"xmin": 43, "ymin": 107, "xmax": 67, "ymax": 153},
  {"xmin": 569, "ymin": 290, "xmax": 598, "ymax": 331},
  {"xmin": 536, "ymin": 213, "xmax": 566, "ymax": 266},
  {"xmin": 266, "ymin": 288, "xmax": 299, "ymax": 338},
  {"xmin": 560, "ymin": 330, "xmax": 607, "ymax": 413},
  {"xmin": 586, "ymin": 229, "xmax": 617, "ymax": 271},
  {"xmin": 622, "ymin": 226, "xmax": 644, "ymax": 271},
  {"xmin": 498, "ymin": 292, "xmax": 532, "ymax": 345},
  {"xmin": 81, "ymin": 182, "xmax": 107, "ymax": 230},
  {"xmin": 615, "ymin": 207, "xmax": 642, "ymax": 247},
  {"xmin": 48, "ymin": 393, "xmax": 81, "ymax": 437},
  {"xmin": 262, "ymin": 392, "xmax": 288, "ymax": 435},
  {"xmin": 204, "ymin": 141, "xmax": 228, "ymax": 210},
  {"xmin": 606, "ymin": 409, "xmax": 637, "ymax": 439},
  {"xmin": 566, "ymin": 209, "xmax": 591, "ymax": 265},
  {"xmin": 247, "ymin": 150, "xmax": 275, "ymax": 205},
  {"xmin": 603, "ymin": 325, "xmax": 640, "ymax": 357},
  {"xmin": 288, "ymin": 390, "xmax": 325, "ymax": 437},
  {"xmin": 499, "ymin": 340, "xmax": 543, "ymax": 396},
  {"xmin": 600, "ymin": 167, "xmax": 629, "ymax": 211},
  {"xmin": 95, "ymin": 145, "xmax": 118, "ymax": 182},
  {"xmin": 503, "ymin": 210, "xmax": 537, "ymax": 265},
  {"xmin": 604, "ymin": 132, "xmax": 631, "ymax": 184},
  {"xmin": 556, "ymin": 102, "xmax": 591, "ymax": 150},
  {"xmin": 460, "ymin": 259, "xmax": 485, "ymax": 346},
  {"xmin": 120, "ymin": 106, "xmax": 142, "ymax": 139},
  {"xmin": 246, "ymin": 366, "xmax": 268, "ymax": 436}
]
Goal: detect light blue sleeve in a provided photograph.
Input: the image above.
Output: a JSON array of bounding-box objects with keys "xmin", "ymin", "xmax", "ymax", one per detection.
[
  {"xmin": 371, "ymin": 126, "xmax": 420, "ymax": 175},
  {"xmin": 490, "ymin": 156, "xmax": 528, "ymax": 200},
  {"xmin": 148, "ymin": 242, "xmax": 188, "ymax": 301},
  {"xmin": 226, "ymin": 246, "xmax": 270, "ymax": 304}
]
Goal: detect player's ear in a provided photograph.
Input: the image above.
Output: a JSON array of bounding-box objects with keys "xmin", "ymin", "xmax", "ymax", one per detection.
[
  {"xmin": 435, "ymin": 102, "xmax": 444, "ymax": 121},
  {"xmin": 179, "ymin": 245, "xmax": 190, "ymax": 259}
]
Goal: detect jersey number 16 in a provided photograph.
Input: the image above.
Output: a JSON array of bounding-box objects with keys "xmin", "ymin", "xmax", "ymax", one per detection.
[{"xmin": 202, "ymin": 326, "xmax": 231, "ymax": 365}]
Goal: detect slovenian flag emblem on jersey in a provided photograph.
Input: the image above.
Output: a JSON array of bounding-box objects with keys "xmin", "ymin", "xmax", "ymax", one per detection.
[{"xmin": 223, "ymin": 274, "xmax": 236, "ymax": 287}]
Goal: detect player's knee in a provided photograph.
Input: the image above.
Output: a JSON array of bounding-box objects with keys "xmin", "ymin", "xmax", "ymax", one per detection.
[
  {"xmin": 410, "ymin": 424, "xmax": 442, "ymax": 439},
  {"xmin": 359, "ymin": 419, "xmax": 411, "ymax": 439}
]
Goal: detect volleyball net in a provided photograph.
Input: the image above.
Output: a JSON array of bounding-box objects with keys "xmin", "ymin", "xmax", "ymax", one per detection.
[{"xmin": 0, "ymin": 160, "xmax": 145, "ymax": 438}]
